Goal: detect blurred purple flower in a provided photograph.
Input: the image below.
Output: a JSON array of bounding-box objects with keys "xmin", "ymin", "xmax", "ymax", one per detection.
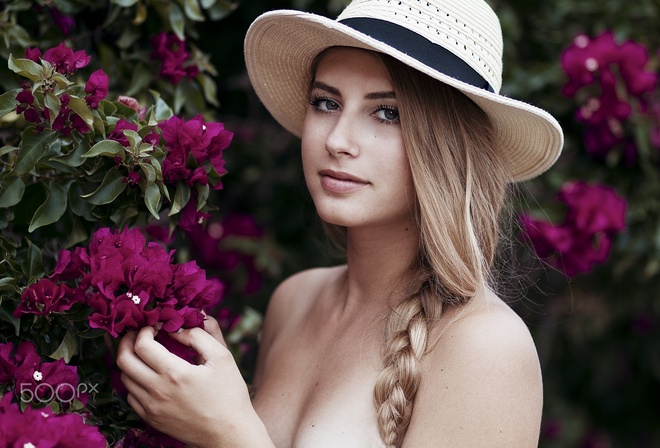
[
  {"xmin": 520, "ymin": 181, "xmax": 626, "ymax": 277},
  {"xmin": 150, "ymin": 32, "xmax": 199, "ymax": 85},
  {"xmin": 561, "ymin": 31, "xmax": 658, "ymax": 161},
  {"xmin": 48, "ymin": 6, "xmax": 76, "ymax": 36}
]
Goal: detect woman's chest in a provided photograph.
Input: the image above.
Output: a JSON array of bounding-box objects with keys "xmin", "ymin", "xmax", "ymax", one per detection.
[{"xmin": 252, "ymin": 324, "xmax": 386, "ymax": 448}]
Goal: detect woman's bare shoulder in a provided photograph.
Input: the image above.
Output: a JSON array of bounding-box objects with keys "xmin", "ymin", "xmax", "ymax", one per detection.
[
  {"xmin": 404, "ymin": 291, "xmax": 543, "ymax": 447},
  {"xmin": 257, "ymin": 266, "xmax": 345, "ymax": 351}
]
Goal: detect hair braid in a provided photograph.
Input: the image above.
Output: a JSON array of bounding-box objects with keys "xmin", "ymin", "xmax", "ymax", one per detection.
[{"xmin": 373, "ymin": 271, "xmax": 442, "ymax": 447}]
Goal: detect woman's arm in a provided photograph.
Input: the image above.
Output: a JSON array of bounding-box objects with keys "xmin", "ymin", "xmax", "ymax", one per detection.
[{"xmin": 117, "ymin": 323, "xmax": 276, "ymax": 448}]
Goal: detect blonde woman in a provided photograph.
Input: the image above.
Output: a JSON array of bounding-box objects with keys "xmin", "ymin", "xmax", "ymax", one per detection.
[{"xmin": 117, "ymin": 0, "xmax": 564, "ymax": 446}]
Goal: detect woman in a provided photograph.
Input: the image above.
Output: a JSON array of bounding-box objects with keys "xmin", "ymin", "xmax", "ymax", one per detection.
[{"xmin": 117, "ymin": 0, "xmax": 564, "ymax": 447}]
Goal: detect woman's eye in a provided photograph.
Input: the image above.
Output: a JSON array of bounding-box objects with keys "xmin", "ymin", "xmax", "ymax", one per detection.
[
  {"xmin": 309, "ymin": 96, "xmax": 339, "ymax": 112},
  {"xmin": 374, "ymin": 107, "xmax": 399, "ymax": 123}
]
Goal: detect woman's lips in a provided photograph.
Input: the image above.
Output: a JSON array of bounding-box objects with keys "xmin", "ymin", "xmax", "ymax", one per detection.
[{"xmin": 319, "ymin": 169, "xmax": 369, "ymax": 193}]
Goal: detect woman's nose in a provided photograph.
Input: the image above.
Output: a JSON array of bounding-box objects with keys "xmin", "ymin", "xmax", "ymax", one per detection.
[{"xmin": 324, "ymin": 112, "xmax": 360, "ymax": 157}]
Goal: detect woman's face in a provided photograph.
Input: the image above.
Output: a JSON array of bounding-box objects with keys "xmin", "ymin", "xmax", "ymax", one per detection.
[{"xmin": 301, "ymin": 47, "xmax": 416, "ymax": 231}]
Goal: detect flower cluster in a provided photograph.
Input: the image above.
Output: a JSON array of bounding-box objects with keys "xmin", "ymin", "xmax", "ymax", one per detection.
[
  {"xmin": 520, "ymin": 181, "xmax": 627, "ymax": 277},
  {"xmin": 0, "ymin": 392, "xmax": 106, "ymax": 447},
  {"xmin": 0, "ymin": 341, "xmax": 82, "ymax": 407},
  {"xmin": 561, "ymin": 31, "xmax": 659, "ymax": 162},
  {"xmin": 151, "ymin": 32, "xmax": 200, "ymax": 85},
  {"xmin": 15, "ymin": 227, "xmax": 225, "ymax": 338},
  {"xmin": 14, "ymin": 43, "xmax": 109, "ymax": 135}
]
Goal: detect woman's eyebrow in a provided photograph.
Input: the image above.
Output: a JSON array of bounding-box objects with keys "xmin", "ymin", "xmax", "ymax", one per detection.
[
  {"xmin": 311, "ymin": 81, "xmax": 340, "ymax": 96},
  {"xmin": 364, "ymin": 91, "xmax": 395, "ymax": 100}
]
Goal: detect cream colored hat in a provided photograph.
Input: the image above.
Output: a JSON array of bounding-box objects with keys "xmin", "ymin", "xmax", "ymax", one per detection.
[{"xmin": 244, "ymin": 0, "xmax": 563, "ymax": 182}]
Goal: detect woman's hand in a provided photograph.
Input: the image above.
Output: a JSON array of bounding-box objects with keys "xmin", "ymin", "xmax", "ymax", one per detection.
[{"xmin": 116, "ymin": 317, "xmax": 273, "ymax": 447}]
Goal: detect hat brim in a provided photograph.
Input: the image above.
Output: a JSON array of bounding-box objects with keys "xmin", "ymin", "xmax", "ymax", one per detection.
[{"xmin": 244, "ymin": 10, "xmax": 563, "ymax": 182}]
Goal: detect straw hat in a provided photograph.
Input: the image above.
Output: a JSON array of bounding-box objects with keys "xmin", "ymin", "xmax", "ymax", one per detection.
[{"xmin": 244, "ymin": 0, "xmax": 563, "ymax": 182}]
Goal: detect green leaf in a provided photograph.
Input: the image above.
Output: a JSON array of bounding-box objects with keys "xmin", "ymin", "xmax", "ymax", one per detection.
[
  {"xmin": 168, "ymin": 2, "xmax": 186, "ymax": 40},
  {"xmin": 123, "ymin": 129, "xmax": 141, "ymax": 148},
  {"xmin": 153, "ymin": 93, "xmax": 174, "ymax": 121},
  {"xmin": 169, "ymin": 182, "xmax": 191, "ymax": 216},
  {"xmin": 197, "ymin": 73, "xmax": 219, "ymax": 107},
  {"xmin": 181, "ymin": 0, "xmax": 205, "ymax": 21},
  {"xmin": 28, "ymin": 181, "xmax": 68, "ymax": 232},
  {"xmin": 111, "ymin": 0, "xmax": 139, "ymax": 6},
  {"xmin": 50, "ymin": 138, "xmax": 90, "ymax": 168},
  {"xmin": 0, "ymin": 176, "xmax": 25, "ymax": 208},
  {"xmin": 0, "ymin": 305, "xmax": 21, "ymax": 336},
  {"xmin": 82, "ymin": 139, "xmax": 126, "ymax": 160},
  {"xmin": 68, "ymin": 95, "xmax": 94, "ymax": 128},
  {"xmin": 144, "ymin": 182, "xmax": 162, "ymax": 219},
  {"xmin": 8, "ymin": 54, "xmax": 43, "ymax": 81},
  {"xmin": 24, "ymin": 238, "xmax": 44, "ymax": 281},
  {"xmin": 139, "ymin": 161, "xmax": 156, "ymax": 184},
  {"xmin": 44, "ymin": 92, "xmax": 61, "ymax": 126},
  {"xmin": 12, "ymin": 128, "xmax": 58, "ymax": 175},
  {"xmin": 0, "ymin": 89, "xmax": 19, "ymax": 118},
  {"xmin": 48, "ymin": 329, "xmax": 78, "ymax": 363},
  {"xmin": 81, "ymin": 168, "xmax": 126, "ymax": 205}
]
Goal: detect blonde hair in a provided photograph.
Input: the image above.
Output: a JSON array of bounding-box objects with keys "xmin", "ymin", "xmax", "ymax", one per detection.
[{"xmin": 312, "ymin": 49, "xmax": 510, "ymax": 446}]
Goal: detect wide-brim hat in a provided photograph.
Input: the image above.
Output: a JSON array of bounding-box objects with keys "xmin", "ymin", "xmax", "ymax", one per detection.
[{"xmin": 244, "ymin": 0, "xmax": 563, "ymax": 182}]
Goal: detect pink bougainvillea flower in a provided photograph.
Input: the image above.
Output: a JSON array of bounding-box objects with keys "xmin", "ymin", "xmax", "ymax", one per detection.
[
  {"xmin": 109, "ymin": 119, "xmax": 138, "ymax": 146},
  {"xmin": 51, "ymin": 246, "xmax": 90, "ymax": 282},
  {"xmin": 178, "ymin": 200, "xmax": 211, "ymax": 232},
  {"xmin": 76, "ymin": 227, "xmax": 223, "ymax": 338},
  {"xmin": 150, "ymin": 32, "xmax": 199, "ymax": 85},
  {"xmin": 24, "ymin": 47, "xmax": 42, "ymax": 62},
  {"xmin": 85, "ymin": 69, "xmax": 109, "ymax": 109},
  {"xmin": 520, "ymin": 181, "xmax": 626, "ymax": 277},
  {"xmin": 561, "ymin": 31, "xmax": 658, "ymax": 162},
  {"xmin": 48, "ymin": 6, "xmax": 77, "ymax": 36},
  {"xmin": 559, "ymin": 181, "xmax": 627, "ymax": 235},
  {"xmin": 159, "ymin": 114, "xmax": 231, "ymax": 189},
  {"xmin": 186, "ymin": 213, "xmax": 265, "ymax": 294},
  {"xmin": 0, "ymin": 391, "xmax": 106, "ymax": 447},
  {"xmin": 15, "ymin": 357, "xmax": 81, "ymax": 404},
  {"xmin": 14, "ymin": 278, "xmax": 86, "ymax": 317},
  {"xmin": 43, "ymin": 42, "xmax": 90, "ymax": 75}
]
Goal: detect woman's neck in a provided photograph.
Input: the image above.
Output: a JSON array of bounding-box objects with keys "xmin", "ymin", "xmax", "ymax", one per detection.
[{"xmin": 340, "ymin": 223, "xmax": 420, "ymax": 314}]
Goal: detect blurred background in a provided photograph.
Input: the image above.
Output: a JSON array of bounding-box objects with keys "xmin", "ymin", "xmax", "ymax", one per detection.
[{"xmin": 1, "ymin": 0, "xmax": 659, "ymax": 446}]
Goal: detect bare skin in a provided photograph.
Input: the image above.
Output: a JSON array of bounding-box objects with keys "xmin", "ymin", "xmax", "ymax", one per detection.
[{"xmin": 117, "ymin": 48, "xmax": 543, "ymax": 447}]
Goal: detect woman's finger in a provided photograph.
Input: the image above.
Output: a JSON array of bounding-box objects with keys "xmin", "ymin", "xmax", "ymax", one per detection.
[
  {"xmin": 202, "ymin": 314, "xmax": 227, "ymax": 347},
  {"xmin": 116, "ymin": 331, "xmax": 161, "ymax": 387},
  {"xmin": 168, "ymin": 327, "xmax": 229, "ymax": 366},
  {"xmin": 130, "ymin": 325, "xmax": 189, "ymax": 375}
]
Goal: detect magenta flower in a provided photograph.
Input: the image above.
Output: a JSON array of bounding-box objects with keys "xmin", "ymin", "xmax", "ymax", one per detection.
[
  {"xmin": 159, "ymin": 114, "xmax": 231, "ymax": 188},
  {"xmin": 54, "ymin": 227, "xmax": 224, "ymax": 338},
  {"xmin": 150, "ymin": 32, "xmax": 199, "ymax": 85},
  {"xmin": 561, "ymin": 31, "xmax": 658, "ymax": 162},
  {"xmin": 109, "ymin": 119, "xmax": 139, "ymax": 146},
  {"xmin": 42, "ymin": 42, "xmax": 90, "ymax": 75},
  {"xmin": 186, "ymin": 213, "xmax": 265, "ymax": 294},
  {"xmin": 15, "ymin": 357, "xmax": 81, "ymax": 404},
  {"xmin": 48, "ymin": 6, "xmax": 77, "ymax": 36},
  {"xmin": 0, "ymin": 392, "xmax": 106, "ymax": 447},
  {"xmin": 25, "ymin": 47, "xmax": 42, "ymax": 62},
  {"xmin": 14, "ymin": 278, "xmax": 86, "ymax": 317},
  {"xmin": 520, "ymin": 181, "xmax": 627, "ymax": 277},
  {"xmin": 85, "ymin": 69, "xmax": 109, "ymax": 109}
]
